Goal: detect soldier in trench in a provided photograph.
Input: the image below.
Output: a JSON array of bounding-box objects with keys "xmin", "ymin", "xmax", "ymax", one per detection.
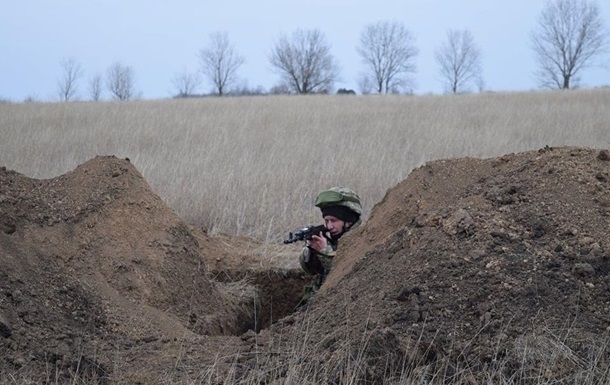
[{"xmin": 298, "ymin": 187, "xmax": 362, "ymax": 305}]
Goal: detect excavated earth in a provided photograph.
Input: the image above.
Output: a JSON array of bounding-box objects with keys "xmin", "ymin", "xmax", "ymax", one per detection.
[{"xmin": 1, "ymin": 146, "xmax": 610, "ymax": 384}]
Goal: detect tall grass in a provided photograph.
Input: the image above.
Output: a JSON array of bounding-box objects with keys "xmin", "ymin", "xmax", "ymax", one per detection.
[
  {"xmin": 146, "ymin": 306, "xmax": 610, "ymax": 385},
  {"xmin": 1, "ymin": 89, "xmax": 609, "ymax": 242},
  {"xmin": 2, "ymin": 312, "xmax": 609, "ymax": 384}
]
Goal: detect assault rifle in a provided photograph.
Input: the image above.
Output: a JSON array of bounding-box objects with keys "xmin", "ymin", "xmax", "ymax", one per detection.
[{"xmin": 283, "ymin": 224, "xmax": 327, "ymax": 244}]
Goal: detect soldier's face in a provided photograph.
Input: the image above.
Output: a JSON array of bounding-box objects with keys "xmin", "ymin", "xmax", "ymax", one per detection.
[{"xmin": 324, "ymin": 215, "xmax": 351, "ymax": 236}]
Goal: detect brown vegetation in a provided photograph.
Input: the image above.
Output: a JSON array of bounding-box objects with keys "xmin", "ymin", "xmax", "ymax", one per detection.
[{"xmin": 2, "ymin": 90, "xmax": 610, "ymax": 243}]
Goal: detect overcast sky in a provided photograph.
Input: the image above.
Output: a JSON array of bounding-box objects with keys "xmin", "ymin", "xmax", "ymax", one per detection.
[{"xmin": 1, "ymin": 0, "xmax": 609, "ymax": 101}]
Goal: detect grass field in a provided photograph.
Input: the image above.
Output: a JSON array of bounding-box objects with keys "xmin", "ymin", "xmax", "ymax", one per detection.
[{"xmin": 1, "ymin": 89, "xmax": 609, "ymax": 242}]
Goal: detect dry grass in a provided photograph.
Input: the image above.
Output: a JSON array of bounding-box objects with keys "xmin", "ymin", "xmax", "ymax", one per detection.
[
  {"xmin": 1, "ymin": 89, "xmax": 609, "ymax": 243},
  {"xmin": 149, "ymin": 314, "xmax": 610, "ymax": 385},
  {"xmin": 3, "ymin": 334, "xmax": 608, "ymax": 385}
]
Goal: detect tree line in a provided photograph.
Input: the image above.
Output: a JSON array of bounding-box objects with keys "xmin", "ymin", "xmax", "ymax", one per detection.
[{"xmin": 54, "ymin": 0, "xmax": 607, "ymax": 102}]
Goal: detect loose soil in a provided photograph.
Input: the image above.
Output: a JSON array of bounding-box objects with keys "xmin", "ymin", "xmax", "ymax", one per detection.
[{"xmin": 1, "ymin": 146, "xmax": 609, "ymax": 384}]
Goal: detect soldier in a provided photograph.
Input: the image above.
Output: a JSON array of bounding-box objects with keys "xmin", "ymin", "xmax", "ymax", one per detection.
[{"xmin": 298, "ymin": 187, "xmax": 362, "ymax": 304}]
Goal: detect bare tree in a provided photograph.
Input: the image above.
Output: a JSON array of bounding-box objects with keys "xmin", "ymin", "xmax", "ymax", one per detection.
[
  {"xmin": 230, "ymin": 80, "xmax": 266, "ymax": 96},
  {"xmin": 172, "ymin": 68, "xmax": 202, "ymax": 97},
  {"xmin": 106, "ymin": 62, "xmax": 135, "ymax": 100},
  {"xmin": 269, "ymin": 28, "xmax": 340, "ymax": 94},
  {"xmin": 57, "ymin": 57, "xmax": 83, "ymax": 101},
  {"xmin": 435, "ymin": 29, "xmax": 483, "ymax": 94},
  {"xmin": 357, "ymin": 73, "xmax": 374, "ymax": 95},
  {"xmin": 357, "ymin": 21, "xmax": 418, "ymax": 94},
  {"xmin": 89, "ymin": 73, "xmax": 103, "ymax": 101},
  {"xmin": 199, "ymin": 32, "xmax": 245, "ymax": 96},
  {"xmin": 269, "ymin": 82, "xmax": 292, "ymax": 95},
  {"xmin": 531, "ymin": 0, "xmax": 608, "ymax": 89}
]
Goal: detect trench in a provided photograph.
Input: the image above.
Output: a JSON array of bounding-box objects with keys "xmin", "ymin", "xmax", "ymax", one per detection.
[{"xmin": 211, "ymin": 268, "xmax": 311, "ymax": 334}]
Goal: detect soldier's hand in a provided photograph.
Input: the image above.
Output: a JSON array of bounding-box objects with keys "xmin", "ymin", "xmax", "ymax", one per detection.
[{"xmin": 309, "ymin": 232, "xmax": 327, "ymax": 252}]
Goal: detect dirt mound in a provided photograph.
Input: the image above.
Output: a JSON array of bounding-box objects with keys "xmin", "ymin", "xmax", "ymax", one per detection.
[
  {"xmin": 267, "ymin": 146, "xmax": 610, "ymax": 383},
  {"xmin": 0, "ymin": 156, "xmax": 276, "ymax": 382},
  {"xmin": 2, "ymin": 147, "xmax": 610, "ymax": 383}
]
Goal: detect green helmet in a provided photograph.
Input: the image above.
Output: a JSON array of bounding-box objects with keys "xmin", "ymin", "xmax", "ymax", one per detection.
[{"xmin": 314, "ymin": 187, "xmax": 362, "ymax": 216}]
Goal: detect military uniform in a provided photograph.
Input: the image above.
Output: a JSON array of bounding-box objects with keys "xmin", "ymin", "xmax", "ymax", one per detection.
[{"xmin": 299, "ymin": 239, "xmax": 337, "ymax": 293}]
